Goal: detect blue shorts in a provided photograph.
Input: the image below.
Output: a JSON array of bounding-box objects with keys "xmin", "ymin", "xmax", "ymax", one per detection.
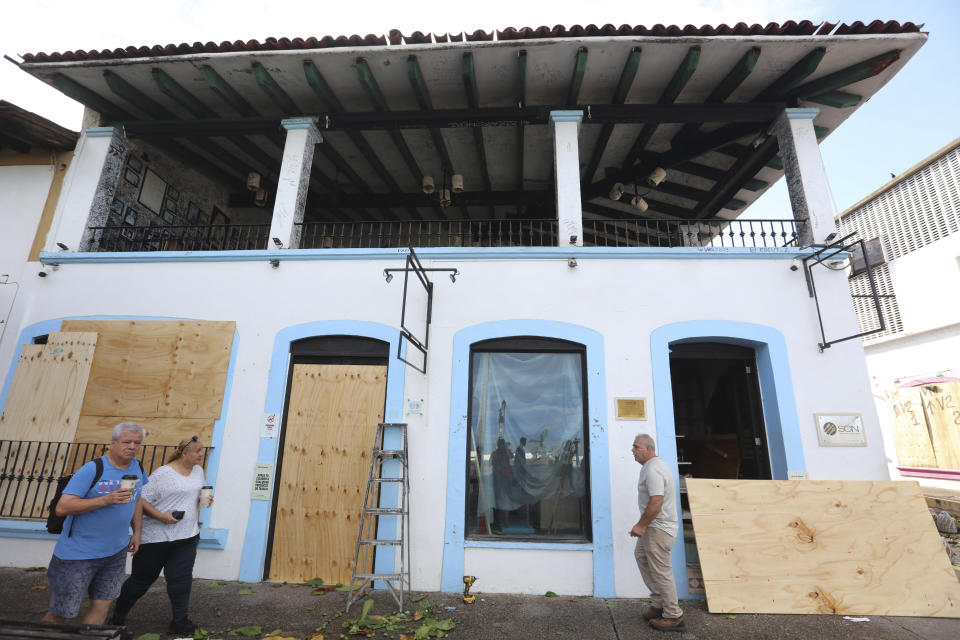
[{"xmin": 47, "ymin": 549, "xmax": 127, "ymax": 618}]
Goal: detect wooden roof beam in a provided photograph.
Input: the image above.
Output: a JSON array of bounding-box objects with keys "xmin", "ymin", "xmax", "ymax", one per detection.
[
  {"xmin": 581, "ymin": 47, "xmax": 641, "ymax": 185},
  {"xmin": 789, "ymin": 49, "xmax": 902, "ymax": 100},
  {"xmin": 566, "ymin": 47, "xmax": 589, "ymax": 106},
  {"xmin": 620, "ymin": 46, "xmax": 701, "ymax": 169},
  {"xmin": 673, "ymin": 47, "xmax": 760, "ymax": 144},
  {"xmin": 462, "ymin": 52, "xmax": 494, "ymax": 217},
  {"xmin": 755, "ymin": 48, "xmax": 826, "ymax": 101},
  {"xmin": 693, "ymin": 135, "xmax": 780, "ymax": 218}
]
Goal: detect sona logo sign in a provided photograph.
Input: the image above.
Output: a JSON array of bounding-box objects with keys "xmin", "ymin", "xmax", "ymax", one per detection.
[{"xmin": 815, "ymin": 414, "xmax": 866, "ymax": 446}]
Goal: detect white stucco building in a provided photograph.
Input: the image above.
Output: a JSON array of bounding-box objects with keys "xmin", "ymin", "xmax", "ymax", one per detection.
[{"xmin": 0, "ymin": 20, "xmax": 928, "ymax": 598}]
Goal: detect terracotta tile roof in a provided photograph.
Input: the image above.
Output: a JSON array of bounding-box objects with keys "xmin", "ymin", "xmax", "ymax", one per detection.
[{"xmin": 19, "ymin": 21, "xmax": 924, "ymax": 64}]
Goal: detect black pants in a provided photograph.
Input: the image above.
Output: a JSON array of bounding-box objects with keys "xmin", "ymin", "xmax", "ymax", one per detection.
[{"xmin": 114, "ymin": 534, "xmax": 199, "ymax": 622}]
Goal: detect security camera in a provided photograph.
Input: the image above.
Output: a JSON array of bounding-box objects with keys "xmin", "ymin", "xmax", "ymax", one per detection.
[{"xmin": 38, "ymin": 265, "xmax": 51, "ymax": 277}]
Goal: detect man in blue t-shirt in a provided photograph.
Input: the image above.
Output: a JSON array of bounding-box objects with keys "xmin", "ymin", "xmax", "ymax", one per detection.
[{"xmin": 42, "ymin": 423, "xmax": 148, "ymax": 624}]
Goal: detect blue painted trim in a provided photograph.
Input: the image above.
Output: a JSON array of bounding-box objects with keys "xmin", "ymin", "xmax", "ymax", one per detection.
[
  {"xmin": 463, "ymin": 540, "xmax": 592, "ymax": 551},
  {"xmin": 0, "ymin": 315, "xmax": 239, "ymax": 550},
  {"xmin": 0, "ymin": 519, "xmax": 227, "ymax": 549},
  {"xmin": 649, "ymin": 320, "xmax": 805, "ymax": 600},
  {"xmin": 237, "ymin": 321, "xmax": 405, "ymax": 583},
  {"xmin": 281, "ymin": 117, "xmax": 319, "ymax": 131},
  {"xmin": 84, "ymin": 127, "xmax": 119, "ymax": 138},
  {"xmin": 549, "ymin": 110, "xmax": 584, "ymax": 124},
  {"xmin": 783, "ymin": 107, "xmax": 821, "ymax": 120},
  {"xmin": 440, "ymin": 320, "xmax": 614, "ymax": 597},
  {"xmin": 39, "ymin": 246, "xmax": 815, "ymax": 265}
]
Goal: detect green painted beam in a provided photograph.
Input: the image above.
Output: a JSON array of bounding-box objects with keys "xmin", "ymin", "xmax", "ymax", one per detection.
[
  {"xmin": 252, "ymin": 62, "xmax": 301, "ymax": 114},
  {"xmin": 103, "ymin": 70, "xmax": 172, "ymax": 119},
  {"xmin": 756, "ymin": 48, "xmax": 826, "ymax": 101},
  {"xmin": 52, "ymin": 74, "xmax": 132, "ymax": 121},
  {"xmin": 621, "ymin": 46, "xmax": 701, "ymax": 168},
  {"xmin": 151, "ymin": 68, "xmax": 214, "ymax": 118},
  {"xmin": 694, "ymin": 135, "xmax": 780, "ymax": 218},
  {"xmin": 673, "ymin": 161, "xmax": 768, "ymax": 191},
  {"xmin": 462, "ymin": 52, "xmax": 493, "ymax": 215},
  {"xmin": 566, "ymin": 47, "xmax": 588, "ymax": 105},
  {"xmin": 656, "ymin": 182, "xmax": 747, "ymax": 209},
  {"xmin": 790, "ymin": 49, "xmax": 902, "ymax": 99},
  {"xmin": 355, "ymin": 58, "xmax": 429, "ymax": 220},
  {"xmin": 151, "ymin": 68, "xmax": 279, "ymax": 173},
  {"xmin": 201, "ymin": 66, "xmax": 257, "ymax": 117},
  {"xmin": 582, "ymin": 47, "xmax": 642, "ymax": 184},
  {"xmin": 674, "ymin": 47, "xmax": 760, "ymax": 143},
  {"xmin": 302, "ymin": 61, "xmax": 344, "ymax": 111},
  {"xmin": 808, "ymin": 91, "xmax": 862, "ymax": 108}
]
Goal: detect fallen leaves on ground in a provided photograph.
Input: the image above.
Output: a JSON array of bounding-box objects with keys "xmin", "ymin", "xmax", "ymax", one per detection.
[
  {"xmin": 209, "ymin": 581, "xmax": 228, "ymax": 588},
  {"xmin": 30, "ymin": 585, "xmax": 47, "ymax": 591},
  {"xmin": 136, "ymin": 634, "xmax": 161, "ymax": 640},
  {"xmin": 544, "ymin": 591, "xmax": 558, "ymax": 597},
  {"xmin": 226, "ymin": 626, "xmax": 262, "ymax": 637},
  {"xmin": 237, "ymin": 588, "xmax": 253, "ymax": 595},
  {"xmin": 305, "ymin": 578, "xmax": 324, "ymax": 587}
]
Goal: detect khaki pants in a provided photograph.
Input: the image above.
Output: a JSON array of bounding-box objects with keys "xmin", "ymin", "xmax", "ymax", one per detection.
[{"xmin": 634, "ymin": 527, "xmax": 682, "ymax": 618}]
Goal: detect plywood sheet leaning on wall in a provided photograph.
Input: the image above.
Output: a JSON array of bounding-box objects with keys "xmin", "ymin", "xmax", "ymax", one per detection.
[
  {"xmin": 686, "ymin": 479, "xmax": 960, "ymax": 617},
  {"xmin": 886, "ymin": 387, "xmax": 938, "ymax": 467},
  {"xmin": 61, "ymin": 320, "xmax": 235, "ymax": 420},
  {"xmin": 921, "ymin": 382, "xmax": 960, "ymax": 470},
  {"xmin": 74, "ymin": 416, "xmax": 215, "ymax": 446},
  {"xmin": 0, "ymin": 333, "xmax": 98, "ymax": 442}
]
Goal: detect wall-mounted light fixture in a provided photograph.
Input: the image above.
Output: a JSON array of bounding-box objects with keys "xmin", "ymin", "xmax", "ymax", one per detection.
[
  {"xmin": 56, "ymin": 242, "xmax": 70, "ymax": 251},
  {"xmin": 569, "ymin": 235, "xmax": 578, "ymax": 245},
  {"xmin": 272, "ymin": 237, "xmax": 283, "ymax": 249},
  {"xmin": 567, "ymin": 257, "xmax": 578, "ymax": 268},
  {"xmin": 269, "ymin": 259, "xmax": 280, "ymax": 268}
]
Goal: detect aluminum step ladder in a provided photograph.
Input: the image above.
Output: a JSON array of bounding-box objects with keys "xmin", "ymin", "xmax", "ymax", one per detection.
[{"xmin": 345, "ymin": 422, "xmax": 410, "ymax": 612}]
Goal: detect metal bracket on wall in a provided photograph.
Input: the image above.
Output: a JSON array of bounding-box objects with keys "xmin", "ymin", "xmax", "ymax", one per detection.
[
  {"xmin": 384, "ymin": 247, "xmax": 458, "ymax": 374},
  {"xmin": 803, "ymin": 233, "xmax": 885, "ymax": 352}
]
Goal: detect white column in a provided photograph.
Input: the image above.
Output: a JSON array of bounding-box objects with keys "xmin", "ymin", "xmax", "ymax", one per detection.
[
  {"xmin": 46, "ymin": 126, "xmax": 130, "ymax": 253},
  {"xmin": 770, "ymin": 108, "xmax": 837, "ymax": 246},
  {"xmin": 550, "ymin": 110, "xmax": 584, "ymax": 247},
  {"xmin": 270, "ymin": 118, "xmax": 322, "ymax": 250}
]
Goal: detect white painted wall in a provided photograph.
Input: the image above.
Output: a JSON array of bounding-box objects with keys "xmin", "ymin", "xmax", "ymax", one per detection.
[
  {"xmin": 0, "ymin": 253, "xmax": 886, "ymax": 596},
  {"xmin": 889, "ymin": 233, "xmax": 960, "ymax": 335}
]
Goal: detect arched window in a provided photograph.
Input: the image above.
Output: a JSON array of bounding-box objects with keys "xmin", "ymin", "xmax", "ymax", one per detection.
[{"xmin": 466, "ymin": 337, "xmax": 590, "ymax": 542}]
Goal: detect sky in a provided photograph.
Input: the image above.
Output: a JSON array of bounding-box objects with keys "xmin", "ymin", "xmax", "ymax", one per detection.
[{"xmin": 2, "ymin": 0, "xmax": 958, "ymax": 216}]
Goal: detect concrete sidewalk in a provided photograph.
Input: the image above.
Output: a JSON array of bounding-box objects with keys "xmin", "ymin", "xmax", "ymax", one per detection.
[{"xmin": 2, "ymin": 567, "xmax": 958, "ymax": 639}]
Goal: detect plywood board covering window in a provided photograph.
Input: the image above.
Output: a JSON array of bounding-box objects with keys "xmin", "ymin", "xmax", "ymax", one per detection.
[
  {"xmin": 60, "ymin": 320, "xmax": 234, "ymax": 444},
  {"xmin": 686, "ymin": 479, "xmax": 960, "ymax": 617},
  {"xmin": 0, "ymin": 332, "xmax": 98, "ymax": 442},
  {"xmin": 269, "ymin": 364, "xmax": 386, "ymax": 584}
]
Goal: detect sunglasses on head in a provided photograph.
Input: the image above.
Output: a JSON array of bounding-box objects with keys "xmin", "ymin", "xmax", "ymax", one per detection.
[{"xmin": 177, "ymin": 435, "xmax": 200, "ymax": 451}]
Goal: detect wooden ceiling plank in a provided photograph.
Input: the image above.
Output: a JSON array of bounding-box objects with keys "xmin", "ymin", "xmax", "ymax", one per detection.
[
  {"xmin": 621, "ymin": 46, "xmax": 701, "ymax": 169},
  {"xmin": 582, "ymin": 47, "xmax": 642, "ymax": 185},
  {"xmin": 53, "ymin": 74, "xmax": 133, "ymax": 121}
]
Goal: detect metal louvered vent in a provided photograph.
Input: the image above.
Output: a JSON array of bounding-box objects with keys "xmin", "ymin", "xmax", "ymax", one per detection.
[
  {"xmin": 839, "ymin": 145, "xmax": 960, "ymax": 261},
  {"xmin": 849, "ymin": 263, "xmax": 902, "ymax": 340}
]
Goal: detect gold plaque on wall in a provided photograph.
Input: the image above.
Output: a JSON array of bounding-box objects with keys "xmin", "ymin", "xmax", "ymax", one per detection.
[{"xmin": 616, "ymin": 397, "xmax": 647, "ymax": 420}]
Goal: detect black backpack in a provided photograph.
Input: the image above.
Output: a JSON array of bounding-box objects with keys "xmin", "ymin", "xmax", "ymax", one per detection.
[{"xmin": 46, "ymin": 457, "xmax": 104, "ymax": 535}]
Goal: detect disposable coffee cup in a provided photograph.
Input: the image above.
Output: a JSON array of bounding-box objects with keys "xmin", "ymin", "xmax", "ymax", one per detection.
[
  {"xmin": 199, "ymin": 486, "xmax": 213, "ymax": 508},
  {"xmin": 120, "ymin": 474, "xmax": 138, "ymax": 502}
]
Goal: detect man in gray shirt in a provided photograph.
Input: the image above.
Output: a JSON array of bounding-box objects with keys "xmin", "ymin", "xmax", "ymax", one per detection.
[{"xmin": 630, "ymin": 434, "xmax": 684, "ymax": 632}]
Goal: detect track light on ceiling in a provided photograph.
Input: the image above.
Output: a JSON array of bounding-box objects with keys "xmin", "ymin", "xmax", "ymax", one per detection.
[
  {"xmin": 609, "ymin": 182, "xmax": 625, "ymax": 201},
  {"xmin": 646, "ymin": 167, "xmax": 667, "ymax": 187}
]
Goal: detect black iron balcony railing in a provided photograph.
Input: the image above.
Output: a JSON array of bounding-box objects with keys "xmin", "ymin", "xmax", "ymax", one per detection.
[
  {"xmin": 87, "ymin": 224, "xmax": 270, "ymax": 252},
  {"xmin": 83, "ymin": 218, "xmax": 798, "ymax": 252},
  {"xmin": 0, "ymin": 440, "xmax": 211, "ymax": 522}
]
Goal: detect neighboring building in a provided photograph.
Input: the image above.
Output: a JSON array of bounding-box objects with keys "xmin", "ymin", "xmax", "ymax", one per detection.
[
  {"xmin": 0, "ymin": 20, "xmax": 927, "ymax": 598},
  {"xmin": 838, "ymin": 137, "xmax": 960, "ymax": 491},
  {"xmin": 0, "ymin": 101, "xmax": 77, "ymax": 373}
]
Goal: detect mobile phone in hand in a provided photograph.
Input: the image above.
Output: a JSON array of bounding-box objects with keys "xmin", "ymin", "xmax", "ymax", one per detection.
[{"xmin": 172, "ymin": 511, "xmax": 185, "ymax": 520}]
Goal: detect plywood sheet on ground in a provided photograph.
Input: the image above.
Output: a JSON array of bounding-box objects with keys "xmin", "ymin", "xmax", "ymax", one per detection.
[
  {"xmin": 686, "ymin": 479, "xmax": 960, "ymax": 617},
  {"xmin": 74, "ymin": 416, "xmax": 215, "ymax": 446},
  {"xmin": 921, "ymin": 382, "xmax": 960, "ymax": 470},
  {"xmin": 0, "ymin": 333, "xmax": 98, "ymax": 442},
  {"xmin": 62, "ymin": 320, "xmax": 234, "ymax": 419},
  {"xmin": 269, "ymin": 364, "xmax": 385, "ymax": 584},
  {"xmin": 886, "ymin": 387, "xmax": 938, "ymax": 467}
]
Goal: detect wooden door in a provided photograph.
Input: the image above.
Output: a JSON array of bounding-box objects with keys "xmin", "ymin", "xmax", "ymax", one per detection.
[{"xmin": 269, "ymin": 364, "xmax": 386, "ymax": 583}]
